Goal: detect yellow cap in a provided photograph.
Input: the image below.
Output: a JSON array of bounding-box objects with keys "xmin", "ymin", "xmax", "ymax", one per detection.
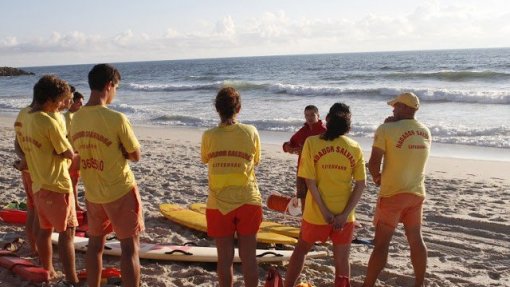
[{"xmin": 387, "ymin": 92, "xmax": 420, "ymax": 109}]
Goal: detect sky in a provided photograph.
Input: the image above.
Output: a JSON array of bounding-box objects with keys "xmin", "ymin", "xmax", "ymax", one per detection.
[{"xmin": 1, "ymin": 0, "xmax": 509, "ymax": 67}]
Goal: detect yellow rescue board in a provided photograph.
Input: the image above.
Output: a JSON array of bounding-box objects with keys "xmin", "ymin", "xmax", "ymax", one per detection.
[
  {"xmin": 160, "ymin": 203, "xmax": 298, "ymax": 245},
  {"xmin": 189, "ymin": 203, "xmax": 300, "ymax": 239}
]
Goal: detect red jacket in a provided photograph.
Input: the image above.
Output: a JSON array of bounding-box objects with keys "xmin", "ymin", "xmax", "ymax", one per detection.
[{"xmin": 283, "ymin": 120, "xmax": 326, "ymax": 167}]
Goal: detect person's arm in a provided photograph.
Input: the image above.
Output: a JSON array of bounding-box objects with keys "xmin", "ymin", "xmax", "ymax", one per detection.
[
  {"xmin": 120, "ymin": 144, "xmax": 141, "ymax": 162},
  {"xmin": 13, "ymin": 139, "xmax": 27, "ymax": 171},
  {"xmin": 305, "ymin": 178, "xmax": 334, "ymax": 224},
  {"xmin": 286, "ymin": 127, "xmax": 306, "ymax": 154},
  {"xmin": 118, "ymin": 115, "xmax": 141, "ymax": 163},
  {"xmin": 127, "ymin": 149, "xmax": 141, "ymax": 162},
  {"xmin": 14, "ymin": 138, "xmax": 24, "ymax": 159},
  {"xmin": 60, "ymin": 149, "xmax": 74, "ymax": 160},
  {"xmin": 333, "ymin": 180, "xmax": 366, "ymax": 229},
  {"xmin": 368, "ymin": 147, "xmax": 384, "ymax": 186}
]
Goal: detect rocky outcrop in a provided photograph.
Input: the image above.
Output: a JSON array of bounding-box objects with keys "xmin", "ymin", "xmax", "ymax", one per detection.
[{"xmin": 0, "ymin": 67, "xmax": 35, "ymax": 76}]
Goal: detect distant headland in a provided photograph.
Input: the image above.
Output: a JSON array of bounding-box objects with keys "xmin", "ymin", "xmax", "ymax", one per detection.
[{"xmin": 0, "ymin": 67, "xmax": 35, "ymax": 76}]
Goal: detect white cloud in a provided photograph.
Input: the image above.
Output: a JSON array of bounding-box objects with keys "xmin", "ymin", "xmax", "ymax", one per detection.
[
  {"xmin": 113, "ymin": 30, "xmax": 135, "ymax": 46},
  {"xmin": 1, "ymin": 36, "xmax": 17, "ymax": 47},
  {"xmin": 1, "ymin": 3, "xmax": 509, "ymax": 66},
  {"xmin": 215, "ymin": 16, "xmax": 236, "ymax": 36}
]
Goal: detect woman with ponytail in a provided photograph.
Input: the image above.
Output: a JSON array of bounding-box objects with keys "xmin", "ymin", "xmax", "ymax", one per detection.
[
  {"xmin": 284, "ymin": 103, "xmax": 366, "ymax": 287},
  {"xmin": 201, "ymin": 87, "xmax": 262, "ymax": 287}
]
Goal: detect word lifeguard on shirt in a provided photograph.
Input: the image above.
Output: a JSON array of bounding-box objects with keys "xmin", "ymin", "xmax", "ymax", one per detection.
[
  {"xmin": 81, "ymin": 157, "xmax": 104, "ymax": 171},
  {"xmin": 21, "ymin": 135, "xmax": 42, "ymax": 149},
  {"xmin": 212, "ymin": 162, "xmax": 242, "ymax": 168},
  {"xmin": 206, "ymin": 150, "xmax": 253, "ymax": 161},
  {"xmin": 321, "ymin": 164, "xmax": 347, "ymax": 170},
  {"xmin": 396, "ymin": 130, "xmax": 430, "ymax": 149},
  {"xmin": 72, "ymin": 131, "xmax": 112, "ymax": 147},
  {"xmin": 313, "ymin": 146, "xmax": 355, "ymax": 168}
]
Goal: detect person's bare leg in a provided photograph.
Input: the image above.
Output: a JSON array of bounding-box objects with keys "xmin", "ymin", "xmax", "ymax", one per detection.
[
  {"xmin": 36, "ymin": 228, "xmax": 56, "ymax": 278},
  {"xmin": 215, "ymin": 236, "xmax": 235, "ymax": 287},
  {"xmin": 120, "ymin": 235, "xmax": 141, "ymax": 287},
  {"xmin": 71, "ymin": 175, "xmax": 82, "ymax": 211},
  {"xmin": 30, "ymin": 209, "xmax": 40, "ymax": 256},
  {"xmin": 70, "ymin": 154, "xmax": 82, "ymax": 211},
  {"xmin": 58, "ymin": 227, "xmax": 78, "ymax": 284},
  {"xmin": 26, "ymin": 208, "xmax": 37, "ymax": 254},
  {"xmin": 86, "ymin": 235, "xmax": 106, "ymax": 287},
  {"xmin": 284, "ymin": 238, "xmax": 313, "ymax": 287},
  {"xmin": 362, "ymin": 223, "xmax": 395, "ymax": 287},
  {"xmin": 333, "ymin": 243, "xmax": 351, "ymax": 278},
  {"xmin": 404, "ymin": 224, "xmax": 427, "ymax": 287},
  {"xmin": 238, "ymin": 234, "xmax": 258, "ymax": 287}
]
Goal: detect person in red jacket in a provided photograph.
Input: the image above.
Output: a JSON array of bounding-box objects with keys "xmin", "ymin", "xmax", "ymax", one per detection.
[{"xmin": 283, "ymin": 105, "xmax": 326, "ymax": 211}]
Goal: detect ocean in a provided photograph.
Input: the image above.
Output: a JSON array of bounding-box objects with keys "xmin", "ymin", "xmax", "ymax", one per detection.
[{"xmin": 1, "ymin": 48, "xmax": 509, "ymax": 159}]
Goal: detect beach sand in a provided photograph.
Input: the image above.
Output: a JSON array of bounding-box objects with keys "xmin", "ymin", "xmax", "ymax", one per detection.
[{"xmin": 0, "ymin": 116, "xmax": 509, "ymax": 287}]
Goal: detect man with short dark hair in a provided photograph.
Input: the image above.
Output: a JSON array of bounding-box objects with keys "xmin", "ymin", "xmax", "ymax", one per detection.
[
  {"xmin": 363, "ymin": 92, "xmax": 431, "ymax": 287},
  {"xmin": 70, "ymin": 64, "xmax": 143, "ymax": 287}
]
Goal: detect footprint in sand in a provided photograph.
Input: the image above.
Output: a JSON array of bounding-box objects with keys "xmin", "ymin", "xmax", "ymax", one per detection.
[{"xmin": 468, "ymin": 212, "xmax": 489, "ymax": 218}]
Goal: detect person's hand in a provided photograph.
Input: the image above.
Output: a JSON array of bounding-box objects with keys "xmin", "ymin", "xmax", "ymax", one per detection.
[
  {"xmin": 120, "ymin": 144, "xmax": 129, "ymax": 159},
  {"xmin": 373, "ymin": 174, "xmax": 381, "ymax": 186},
  {"xmin": 321, "ymin": 209, "xmax": 335, "ymax": 224},
  {"xmin": 288, "ymin": 145, "xmax": 302, "ymax": 155},
  {"xmin": 13, "ymin": 158, "xmax": 27, "ymax": 171},
  {"xmin": 293, "ymin": 145, "xmax": 303, "ymax": 154},
  {"xmin": 282, "ymin": 142, "xmax": 291, "ymax": 153},
  {"xmin": 332, "ymin": 213, "xmax": 348, "ymax": 230},
  {"xmin": 384, "ymin": 116, "xmax": 398, "ymax": 123}
]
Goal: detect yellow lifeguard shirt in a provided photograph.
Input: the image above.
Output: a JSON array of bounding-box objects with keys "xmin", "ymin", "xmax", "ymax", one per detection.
[
  {"xmin": 64, "ymin": 111, "xmax": 73, "ymax": 138},
  {"xmin": 22, "ymin": 111, "xmax": 73, "ymax": 194},
  {"xmin": 201, "ymin": 123, "xmax": 261, "ymax": 214},
  {"xmin": 70, "ymin": 106, "xmax": 140, "ymax": 204},
  {"xmin": 299, "ymin": 135, "xmax": 366, "ymax": 225},
  {"xmin": 14, "ymin": 106, "xmax": 31, "ymax": 172},
  {"xmin": 373, "ymin": 119, "xmax": 431, "ymax": 198},
  {"xmin": 48, "ymin": 112, "xmax": 67, "ymax": 136}
]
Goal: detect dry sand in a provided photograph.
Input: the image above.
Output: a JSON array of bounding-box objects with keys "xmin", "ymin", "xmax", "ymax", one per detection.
[{"xmin": 0, "ymin": 117, "xmax": 509, "ymax": 287}]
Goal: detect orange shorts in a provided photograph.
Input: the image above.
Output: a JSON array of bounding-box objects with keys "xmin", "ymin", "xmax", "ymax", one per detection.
[
  {"xmin": 34, "ymin": 189, "xmax": 78, "ymax": 232},
  {"xmin": 21, "ymin": 171, "xmax": 34, "ymax": 210},
  {"xmin": 300, "ymin": 220, "xmax": 355, "ymax": 245},
  {"xmin": 373, "ymin": 193, "xmax": 424, "ymax": 228},
  {"xmin": 206, "ymin": 204, "xmax": 262, "ymax": 237},
  {"xmin": 86, "ymin": 187, "xmax": 144, "ymax": 240}
]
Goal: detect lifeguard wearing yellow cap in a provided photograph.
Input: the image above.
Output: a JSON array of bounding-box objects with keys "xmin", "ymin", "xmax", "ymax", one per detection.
[{"xmin": 387, "ymin": 92, "xmax": 420, "ymax": 109}]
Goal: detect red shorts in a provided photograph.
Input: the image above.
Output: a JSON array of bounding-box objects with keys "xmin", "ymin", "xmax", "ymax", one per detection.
[
  {"xmin": 206, "ymin": 204, "xmax": 262, "ymax": 237},
  {"xmin": 373, "ymin": 193, "xmax": 424, "ymax": 228},
  {"xmin": 34, "ymin": 189, "xmax": 78, "ymax": 232},
  {"xmin": 21, "ymin": 171, "xmax": 34, "ymax": 210},
  {"xmin": 85, "ymin": 187, "xmax": 144, "ymax": 240},
  {"xmin": 301, "ymin": 220, "xmax": 355, "ymax": 245}
]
